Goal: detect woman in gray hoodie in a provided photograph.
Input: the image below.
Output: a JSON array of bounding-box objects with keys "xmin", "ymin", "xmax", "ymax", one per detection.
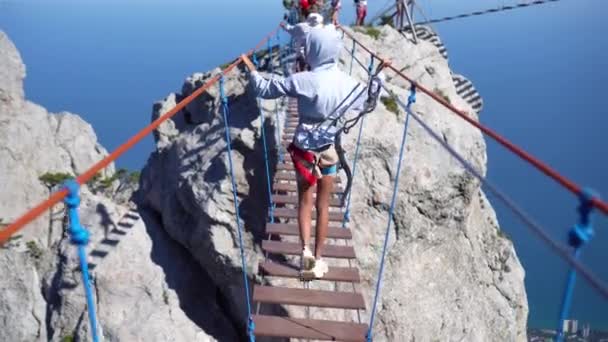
[{"xmin": 249, "ymin": 25, "xmax": 369, "ymax": 278}]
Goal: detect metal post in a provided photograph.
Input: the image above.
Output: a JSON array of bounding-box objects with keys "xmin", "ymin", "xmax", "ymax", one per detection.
[{"xmin": 404, "ymin": 0, "xmax": 418, "ymax": 43}]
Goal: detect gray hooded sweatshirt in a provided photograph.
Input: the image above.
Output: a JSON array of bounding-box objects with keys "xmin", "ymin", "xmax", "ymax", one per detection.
[{"xmin": 250, "ymin": 25, "xmax": 366, "ymax": 150}]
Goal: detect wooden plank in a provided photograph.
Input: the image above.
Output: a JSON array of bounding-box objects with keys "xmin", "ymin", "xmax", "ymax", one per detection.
[
  {"xmin": 275, "ymin": 171, "xmax": 342, "ymax": 184},
  {"xmin": 273, "ymin": 182, "xmax": 345, "ymax": 194},
  {"xmin": 259, "ymin": 260, "xmax": 360, "ymax": 282},
  {"xmin": 261, "ymin": 240, "xmax": 356, "ymax": 259},
  {"xmin": 253, "ymin": 315, "xmax": 367, "ymax": 341},
  {"xmin": 273, "ymin": 208, "xmax": 345, "ymax": 222},
  {"xmin": 265, "ymin": 223, "xmax": 351, "ymax": 239},
  {"xmin": 253, "ymin": 286, "xmax": 365, "ymax": 309},
  {"xmin": 276, "ymin": 162, "xmax": 294, "ymax": 171},
  {"xmin": 272, "ymin": 194, "xmax": 342, "ymax": 207}
]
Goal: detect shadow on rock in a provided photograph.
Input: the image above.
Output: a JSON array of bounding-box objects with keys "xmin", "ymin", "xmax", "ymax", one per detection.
[{"xmin": 139, "ymin": 208, "xmax": 243, "ymax": 342}]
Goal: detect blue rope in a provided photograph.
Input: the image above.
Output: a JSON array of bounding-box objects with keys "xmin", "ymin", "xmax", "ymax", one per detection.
[
  {"xmin": 349, "ymin": 39, "xmax": 356, "ymax": 76},
  {"xmin": 273, "ymin": 33, "xmax": 285, "ymax": 164},
  {"xmin": 556, "ymin": 189, "xmax": 597, "ymax": 342},
  {"xmin": 342, "ymin": 54, "xmax": 375, "ymax": 227},
  {"xmin": 250, "ymin": 49, "xmax": 275, "ymax": 221},
  {"xmin": 257, "ymin": 98, "xmax": 276, "ymax": 222},
  {"xmin": 267, "ymin": 40, "xmax": 273, "ymax": 74},
  {"xmin": 219, "ymin": 77, "xmax": 255, "ymax": 342},
  {"xmin": 63, "ymin": 180, "xmax": 99, "ymax": 342},
  {"xmin": 366, "ymin": 85, "xmax": 415, "ymax": 342}
]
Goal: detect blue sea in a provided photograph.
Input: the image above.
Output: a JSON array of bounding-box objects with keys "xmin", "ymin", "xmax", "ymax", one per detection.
[{"xmin": 1, "ymin": 0, "xmax": 606, "ymax": 331}]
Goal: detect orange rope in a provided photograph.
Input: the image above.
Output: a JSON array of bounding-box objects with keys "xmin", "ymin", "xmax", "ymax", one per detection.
[{"xmin": 0, "ymin": 24, "xmax": 282, "ymax": 244}]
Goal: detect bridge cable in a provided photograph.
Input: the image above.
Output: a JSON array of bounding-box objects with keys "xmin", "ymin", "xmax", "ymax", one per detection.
[{"xmin": 219, "ymin": 76, "xmax": 256, "ymax": 341}]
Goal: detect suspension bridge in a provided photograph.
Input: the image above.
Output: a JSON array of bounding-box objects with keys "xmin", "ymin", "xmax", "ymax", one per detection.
[{"xmin": 0, "ymin": 8, "xmax": 606, "ymax": 342}]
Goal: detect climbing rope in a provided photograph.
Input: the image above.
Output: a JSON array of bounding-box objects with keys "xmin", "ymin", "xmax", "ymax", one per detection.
[
  {"xmin": 366, "ymin": 85, "xmax": 415, "ymax": 341},
  {"xmin": 219, "ymin": 76, "xmax": 256, "ymax": 341},
  {"xmin": 271, "ymin": 34, "xmax": 285, "ymax": 163},
  {"xmin": 416, "ymin": 0, "xmax": 563, "ymax": 26},
  {"xmin": 342, "ymin": 53, "xmax": 375, "ymax": 227},
  {"xmin": 349, "ymin": 39, "xmax": 356, "ymax": 76},
  {"xmin": 63, "ymin": 180, "xmax": 99, "ymax": 342},
  {"xmin": 252, "ymin": 51, "xmax": 276, "ymax": 223}
]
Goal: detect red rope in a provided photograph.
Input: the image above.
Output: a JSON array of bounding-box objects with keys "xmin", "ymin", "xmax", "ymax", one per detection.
[
  {"xmin": 0, "ymin": 24, "xmax": 282, "ymax": 244},
  {"xmin": 339, "ymin": 26, "xmax": 608, "ymax": 215}
]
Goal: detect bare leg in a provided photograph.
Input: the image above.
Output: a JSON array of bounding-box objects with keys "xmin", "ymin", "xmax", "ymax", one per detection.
[
  {"xmin": 314, "ymin": 175, "xmax": 334, "ymax": 259},
  {"xmin": 298, "ymin": 177, "xmax": 315, "ymax": 249}
]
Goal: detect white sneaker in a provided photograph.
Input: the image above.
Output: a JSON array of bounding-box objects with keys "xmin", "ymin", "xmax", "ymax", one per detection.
[
  {"xmin": 301, "ymin": 246, "xmax": 315, "ymax": 272},
  {"xmin": 312, "ymin": 258, "xmax": 329, "ymax": 278}
]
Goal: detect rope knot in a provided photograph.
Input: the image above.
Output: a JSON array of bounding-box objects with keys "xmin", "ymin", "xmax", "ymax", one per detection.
[
  {"xmin": 70, "ymin": 226, "xmax": 90, "ymax": 245},
  {"xmin": 407, "ymin": 84, "xmax": 417, "ymax": 106},
  {"xmin": 568, "ymin": 188, "xmax": 599, "ymax": 248},
  {"xmin": 219, "ymin": 76, "xmax": 228, "ymax": 105},
  {"xmin": 63, "ymin": 179, "xmax": 80, "ymax": 208},
  {"xmin": 247, "ymin": 316, "xmax": 256, "ymax": 342}
]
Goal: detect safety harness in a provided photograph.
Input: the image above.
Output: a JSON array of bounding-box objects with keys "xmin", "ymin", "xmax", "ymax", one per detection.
[{"xmin": 287, "ymin": 62, "xmax": 386, "ymax": 204}]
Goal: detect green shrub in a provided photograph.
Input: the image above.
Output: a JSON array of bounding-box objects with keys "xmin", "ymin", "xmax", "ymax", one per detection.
[
  {"xmin": 163, "ymin": 289, "xmax": 169, "ymax": 305},
  {"xmin": 354, "ymin": 26, "xmax": 382, "ymax": 40},
  {"xmin": 26, "ymin": 241, "xmax": 43, "ymax": 259},
  {"xmin": 39, "ymin": 172, "xmax": 73, "ymax": 188},
  {"xmin": 61, "ymin": 335, "xmax": 75, "ymax": 342},
  {"xmin": 129, "ymin": 171, "xmax": 141, "ymax": 184},
  {"xmin": 497, "ymin": 229, "xmax": 511, "ymax": 241},
  {"xmin": 434, "ymin": 88, "xmax": 451, "ymax": 104},
  {"xmin": 380, "ymin": 15, "xmax": 394, "ymax": 27},
  {"xmin": 380, "ymin": 96, "xmax": 399, "ymax": 115}
]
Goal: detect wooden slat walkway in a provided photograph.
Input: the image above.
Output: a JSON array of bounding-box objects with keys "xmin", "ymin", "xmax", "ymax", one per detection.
[{"xmin": 252, "ymin": 97, "xmax": 368, "ymax": 341}]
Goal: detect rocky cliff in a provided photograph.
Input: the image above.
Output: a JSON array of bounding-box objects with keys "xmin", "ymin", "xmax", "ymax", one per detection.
[
  {"xmin": 0, "ymin": 31, "xmax": 232, "ymax": 341},
  {"xmin": 0, "ymin": 23, "xmax": 528, "ymax": 342}
]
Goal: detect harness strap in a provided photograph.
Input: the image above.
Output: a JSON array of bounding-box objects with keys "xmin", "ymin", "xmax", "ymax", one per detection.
[{"xmin": 287, "ymin": 143, "xmax": 318, "ymax": 186}]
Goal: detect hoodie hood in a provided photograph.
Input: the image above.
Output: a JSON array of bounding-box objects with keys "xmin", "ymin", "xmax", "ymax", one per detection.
[
  {"xmin": 304, "ymin": 26, "xmax": 342, "ymax": 70},
  {"xmin": 307, "ymin": 13, "xmax": 323, "ymax": 27}
]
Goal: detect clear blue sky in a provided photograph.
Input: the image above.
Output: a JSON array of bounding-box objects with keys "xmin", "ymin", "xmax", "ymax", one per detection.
[{"xmin": 1, "ymin": 0, "xmax": 606, "ymax": 330}]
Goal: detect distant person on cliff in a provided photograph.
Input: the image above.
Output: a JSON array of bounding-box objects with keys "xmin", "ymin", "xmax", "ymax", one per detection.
[
  {"xmin": 396, "ymin": 0, "xmax": 405, "ymax": 29},
  {"xmin": 355, "ymin": 0, "xmax": 367, "ymax": 26},
  {"xmin": 247, "ymin": 26, "xmax": 372, "ymax": 279},
  {"xmin": 282, "ymin": 12, "xmax": 324, "ymax": 72},
  {"xmin": 331, "ymin": 0, "xmax": 342, "ymax": 25}
]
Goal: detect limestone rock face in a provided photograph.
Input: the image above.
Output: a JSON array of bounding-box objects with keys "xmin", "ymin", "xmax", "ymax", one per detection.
[
  {"xmin": 0, "ymin": 31, "xmax": 228, "ymax": 342},
  {"xmin": 0, "ymin": 252, "xmax": 47, "ymax": 342},
  {"xmin": 139, "ymin": 25, "xmax": 528, "ymax": 341},
  {"xmin": 0, "ymin": 31, "xmax": 25, "ymax": 110}
]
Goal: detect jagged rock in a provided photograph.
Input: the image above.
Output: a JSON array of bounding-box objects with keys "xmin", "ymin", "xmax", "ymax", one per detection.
[
  {"xmin": 0, "ymin": 252, "xmax": 47, "ymax": 342},
  {"xmin": 140, "ymin": 25, "xmax": 528, "ymax": 341},
  {"xmin": 0, "ymin": 31, "xmax": 25, "ymax": 111},
  {"xmin": 0, "ymin": 31, "xmax": 233, "ymax": 341}
]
